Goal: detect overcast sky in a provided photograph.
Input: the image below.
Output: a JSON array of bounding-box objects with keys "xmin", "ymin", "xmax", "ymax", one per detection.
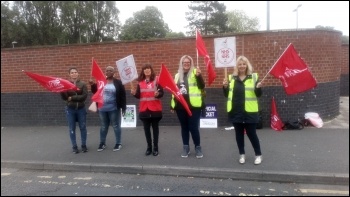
[{"xmin": 116, "ymin": 1, "xmax": 349, "ymax": 36}]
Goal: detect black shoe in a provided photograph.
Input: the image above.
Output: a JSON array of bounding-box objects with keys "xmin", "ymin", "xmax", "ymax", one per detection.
[
  {"xmin": 153, "ymin": 147, "xmax": 159, "ymax": 156},
  {"xmin": 72, "ymin": 146, "xmax": 79, "ymax": 154},
  {"xmin": 81, "ymin": 145, "xmax": 88, "ymax": 153},
  {"xmin": 145, "ymin": 147, "xmax": 152, "ymax": 156},
  {"xmin": 113, "ymin": 144, "xmax": 122, "ymax": 151},
  {"xmin": 97, "ymin": 143, "xmax": 106, "ymax": 152}
]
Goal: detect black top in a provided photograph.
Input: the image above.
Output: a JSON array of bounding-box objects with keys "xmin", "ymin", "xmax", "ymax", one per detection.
[{"xmin": 223, "ymin": 75, "xmax": 262, "ymax": 124}]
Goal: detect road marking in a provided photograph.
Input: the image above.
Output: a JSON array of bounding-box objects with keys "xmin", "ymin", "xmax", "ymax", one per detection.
[
  {"xmin": 300, "ymin": 189, "xmax": 349, "ymax": 195},
  {"xmin": 1, "ymin": 173, "xmax": 11, "ymax": 176},
  {"xmin": 73, "ymin": 177, "xmax": 92, "ymax": 180}
]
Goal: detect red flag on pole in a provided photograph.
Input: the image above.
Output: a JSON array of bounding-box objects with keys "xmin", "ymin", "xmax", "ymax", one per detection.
[
  {"xmin": 196, "ymin": 29, "xmax": 216, "ymax": 86},
  {"xmin": 271, "ymin": 96, "xmax": 284, "ymax": 131},
  {"xmin": 91, "ymin": 59, "xmax": 107, "ymax": 108},
  {"xmin": 23, "ymin": 70, "xmax": 78, "ymax": 92},
  {"xmin": 269, "ymin": 43, "xmax": 317, "ymax": 95},
  {"xmin": 158, "ymin": 64, "xmax": 192, "ymax": 116}
]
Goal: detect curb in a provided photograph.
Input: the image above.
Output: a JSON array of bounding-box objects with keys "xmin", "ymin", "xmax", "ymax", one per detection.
[{"xmin": 2, "ymin": 160, "xmax": 348, "ymax": 186}]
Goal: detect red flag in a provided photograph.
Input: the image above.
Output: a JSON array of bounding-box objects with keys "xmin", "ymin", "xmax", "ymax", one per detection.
[
  {"xmin": 158, "ymin": 64, "xmax": 192, "ymax": 116},
  {"xmin": 270, "ymin": 43, "xmax": 317, "ymax": 95},
  {"xmin": 271, "ymin": 96, "xmax": 284, "ymax": 131},
  {"xmin": 23, "ymin": 71, "xmax": 78, "ymax": 92},
  {"xmin": 91, "ymin": 59, "xmax": 107, "ymax": 108},
  {"xmin": 196, "ymin": 29, "xmax": 216, "ymax": 86}
]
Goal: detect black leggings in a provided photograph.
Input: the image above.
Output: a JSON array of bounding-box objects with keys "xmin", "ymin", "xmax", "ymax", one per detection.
[
  {"xmin": 142, "ymin": 117, "xmax": 162, "ymax": 147},
  {"xmin": 233, "ymin": 123, "xmax": 262, "ymax": 156}
]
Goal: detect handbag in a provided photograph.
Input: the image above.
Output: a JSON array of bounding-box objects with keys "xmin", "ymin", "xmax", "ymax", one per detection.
[{"xmin": 88, "ymin": 101, "xmax": 97, "ymax": 113}]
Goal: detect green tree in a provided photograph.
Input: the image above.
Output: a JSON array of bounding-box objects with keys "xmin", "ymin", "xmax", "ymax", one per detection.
[
  {"xmin": 83, "ymin": 1, "xmax": 120, "ymax": 42},
  {"xmin": 165, "ymin": 32, "xmax": 186, "ymax": 38},
  {"xmin": 185, "ymin": 1, "xmax": 230, "ymax": 36},
  {"xmin": 226, "ymin": 10, "xmax": 259, "ymax": 33},
  {"xmin": 59, "ymin": 1, "xmax": 120, "ymax": 43},
  {"xmin": 1, "ymin": 1, "xmax": 17, "ymax": 48},
  {"xmin": 119, "ymin": 6, "xmax": 170, "ymax": 40},
  {"xmin": 12, "ymin": 1, "xmax": 62, "ymax": 46}
]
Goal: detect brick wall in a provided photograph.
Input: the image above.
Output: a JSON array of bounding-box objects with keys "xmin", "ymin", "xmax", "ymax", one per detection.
[
  {"xmin": 1, "ymin": 29, "xmax": 344, "ymax": 127},
  {"xmin": 340, "ymin": 44, "xmax": 349, "ymax": 96}
]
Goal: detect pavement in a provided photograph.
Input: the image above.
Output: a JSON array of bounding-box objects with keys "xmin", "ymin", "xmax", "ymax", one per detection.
[{"xmin": 1, "ymin": 97, "xmax": 348, "ymax": 185}]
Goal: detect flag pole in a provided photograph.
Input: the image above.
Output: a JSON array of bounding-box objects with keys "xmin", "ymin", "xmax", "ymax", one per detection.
[
  {"xmin": 260, "ymin": 43, "xmax": 292, "ymax": 83},
  {"xmin": 90, "ymin": 57, "xmax": 94, "ymax": 81},
  {"xmin": 224, "ymin": 67, "xmax": 227, "ymax": 80},
  {"xmin": 196, "ymin": 29, "xmax": 199, "ymax": 69}
]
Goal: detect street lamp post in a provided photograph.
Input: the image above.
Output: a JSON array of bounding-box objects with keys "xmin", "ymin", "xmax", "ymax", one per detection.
[
  {"xmin": 293, "ymin": 4, "xmax": 302, "ymax": 29},
  {"xmin": 12, "ymin": 41, "xmax": 17, "ymax": 48}
]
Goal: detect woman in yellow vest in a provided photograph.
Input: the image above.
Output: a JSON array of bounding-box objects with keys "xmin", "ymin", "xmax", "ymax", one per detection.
[
  {"xmin": 171, "ymin": 55, "xmax": 205, "ymax": 158},
  {"xmin": 131, "ymin": 64, "xmax": 164, "ymax": 156},
  {"xmin": 223, "ymin": 56, "xmax": 263, "ymax": 165}
]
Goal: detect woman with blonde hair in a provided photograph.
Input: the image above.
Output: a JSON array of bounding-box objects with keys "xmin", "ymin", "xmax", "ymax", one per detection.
[
  {"xmin": 223, "ymin": 55, "xmax": 263, "ymax": 165},
  {"xmin": 170, "ymin": 55, "xmax": 205, "ymax": 158}
]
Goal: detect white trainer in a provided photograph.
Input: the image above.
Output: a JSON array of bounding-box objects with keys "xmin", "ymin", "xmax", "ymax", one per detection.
[
  {"xmin": 254, "ymin": 156, "xmax": 263, "ymax": 165},
  {"xmin": 239, "ymin": 154, "xmax": 245, "ymax": 164}
]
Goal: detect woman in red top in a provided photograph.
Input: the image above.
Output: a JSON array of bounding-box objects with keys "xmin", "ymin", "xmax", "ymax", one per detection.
[{"xmin": 131, "ymin": 64, "xmax": 164, "ymax": 156}]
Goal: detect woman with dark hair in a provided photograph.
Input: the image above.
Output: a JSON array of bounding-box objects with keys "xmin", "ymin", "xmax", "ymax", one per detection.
[
  {"xmin": 131, "ymin": 64, "xmax": 164, "ymax": 156},
  {"xmin": 60, "ymin": 67, "xmax": 88, "ymax": 154}
]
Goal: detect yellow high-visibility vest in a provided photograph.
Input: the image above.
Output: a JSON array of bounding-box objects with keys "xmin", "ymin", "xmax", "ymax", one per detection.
[
  {"xmin": 171, "ymin": 69, "xmax": 202, "ymax": 108},
  {"xmin": 227, "ymin": 73, "xmax": 259, "ymax": 112}
]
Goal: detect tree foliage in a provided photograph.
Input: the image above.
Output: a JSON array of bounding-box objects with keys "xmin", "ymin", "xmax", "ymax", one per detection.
[
  {"xmin": 226, "ymin": 10, "xmax": 259, "ymax": 33},
  {"xmin": 119, "ymin": 6, "xmax": 170, "ymax": 40},
  {"xmin": 185, "ymin": 1, "xmax": 230, "ymax": 36},
  {"xmin": 1, "ymin": 1, "xmax": 120, "ymax": 48},
  {"xmin": 165, "ymin": 32, "xmax": 186, "ymax": 38}
]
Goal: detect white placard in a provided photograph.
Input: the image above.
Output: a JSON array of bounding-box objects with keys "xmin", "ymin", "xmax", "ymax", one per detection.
[
  {"xmin": 214, "ymin": 37, "xmax": 236, "ymax": 68},
  {"xmin": 200, "ymin": 119, "xmax": 217, "ymax": 128},
  {"xmin": 116, "ymin": 55, "xmax": 138, "ymax": 85},
  {"xmin": 200, "ymin": 104, "xmax": 218, "ymax": 128},
  {"xmin": 121, "ymin": 105, "xmax": 137, "ymax": 128}
]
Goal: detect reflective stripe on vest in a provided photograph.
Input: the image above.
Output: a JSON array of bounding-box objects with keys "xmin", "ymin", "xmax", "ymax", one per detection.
[
  {"xmin": 171, "ymin": 69, "xmax": 202, "ymax": 108},
  {"xmin": 226, "ymin": 73, "xmax": 259, "ymax": 112},
  {"xmin": 139, "ymin": 79, "xmax": 162, "ymax": 112}
]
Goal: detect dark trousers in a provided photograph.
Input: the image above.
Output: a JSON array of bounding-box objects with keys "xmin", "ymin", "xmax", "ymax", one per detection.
[
  {"xmin": 233, "ymin": 123, "xmax": 262, "ymax": 156},
  {"xmin": 141, "ymin": 117, "xmax": 162, "ymax": 147},
  {"xmin": 176, "ymin": 108, "xmax": 201, "ymax": 147}
]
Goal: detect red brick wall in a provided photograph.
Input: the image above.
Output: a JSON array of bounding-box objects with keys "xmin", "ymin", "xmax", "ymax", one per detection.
[
  {"xmin": 341, "ymin": 44, "xmax": 349, "ymax": 74},
  {"xmin": 1, "ymin": 29, "xmax": 343, "ymax": 93}
]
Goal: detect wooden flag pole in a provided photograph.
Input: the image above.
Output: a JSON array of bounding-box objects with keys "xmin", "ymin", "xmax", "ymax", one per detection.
[{"xmin": 224, "ymin": 67, "xmax": 227, "ymax": 80}]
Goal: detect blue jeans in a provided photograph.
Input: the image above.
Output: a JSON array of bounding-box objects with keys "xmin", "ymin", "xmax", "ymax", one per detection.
[
  {"xmin": 175, "ymin": 108, "xmax": 201, "ymax": 147},
  {"xmin": 65, "ymin": 106, "xmax": 87, "ymax": 147},
  {"xmin": 98, "ymin": 109, "xmax": 121, "ymax": 145}
]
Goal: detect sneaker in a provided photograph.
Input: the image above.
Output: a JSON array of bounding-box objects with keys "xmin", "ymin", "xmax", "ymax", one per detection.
[
  {"xmin": 239, "ymin": 154, "xmax": 245, "ymax": 164},
  {"xmin": 195, "ymin": 146, "xmax": 203, "ymax": 158},
  {"xmin": 81, "ymin": 145, "xmax": 88, "ymax": 153},
  {"xmin": 97, "ymin": 143, "xmax": 106, "ymax": 152},
  {"xmin": 113, "ymin": 144, "xmax": 122, "ymax": 151},
  {"xmin": 72, "ymin": 146, "xmax": 79, "ymax": 154},
  {"xmin": 254, "ymin": 155, "xmax": 263, "ymax": 165},
  {"xmin": 181, "ymin": 145, "xmax": 190, "ymax": 158}
]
